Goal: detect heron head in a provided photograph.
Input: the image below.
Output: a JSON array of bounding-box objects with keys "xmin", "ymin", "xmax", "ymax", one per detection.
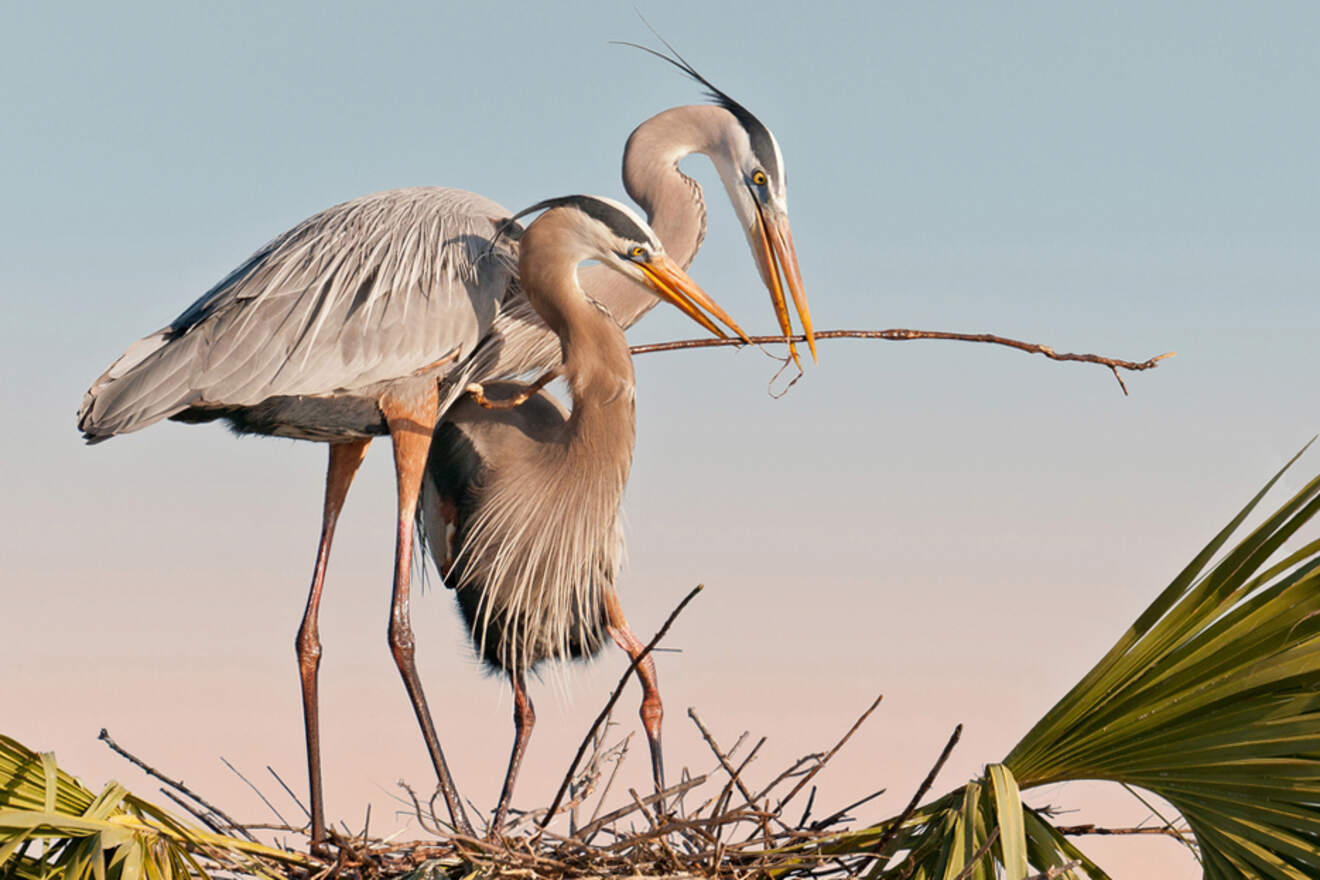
[
  {"xmin": 508, "ymin": 195, "xmax": 748, "ymax": 342},
  {"xmin": 623, "ymin": 40, "xmax": 817, "ymax": 365},
  {"xmin": 707, "ymin": 106, "xmax": 815, "ymax": 357}
]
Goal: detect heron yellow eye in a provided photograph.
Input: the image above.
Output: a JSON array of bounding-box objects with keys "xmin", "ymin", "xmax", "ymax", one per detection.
[
  {"xmin": 752, "ymin": 170, "xmax": 768, "ymax": 187},
  {"xmin": 630, "ymin": 246, "xmax": 645, "ymax": 258}
]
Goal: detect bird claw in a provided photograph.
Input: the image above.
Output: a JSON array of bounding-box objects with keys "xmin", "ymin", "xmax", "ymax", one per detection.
[
  {"xmin": 465, "ymin": 382, "xmax": 499, "ymax": 409},
  {"xmin": 466, "ymin": 372, "xmax": 559, "ymax": 410}
]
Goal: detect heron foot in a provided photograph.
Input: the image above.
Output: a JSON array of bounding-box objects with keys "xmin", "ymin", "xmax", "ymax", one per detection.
[
  {"xmin": 466, "ymin": 381, "xmax": 531, "ymax": 409},
  {"xmin": 466, "ymin": 381, "xmax": 527, "ymax": 409},
  {"xmin": 465, "ymin": 370, "xmax": 559, "ymax": 410}
]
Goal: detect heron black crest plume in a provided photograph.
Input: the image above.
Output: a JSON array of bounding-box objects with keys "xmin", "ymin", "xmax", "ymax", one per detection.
[
  {"xmin": 612, "ymin": 14, "xmax": 745, "ymax": 114},
  {"xmin": 613, "ymin": 23, "xmax": 784, "ymax": 181}
]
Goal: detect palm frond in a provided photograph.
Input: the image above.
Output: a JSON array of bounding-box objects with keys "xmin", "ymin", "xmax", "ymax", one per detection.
[
  {"xmin": 0, "ymin": 734, "xmax": 306, "ymax": 880},
  {"xmin": 778, "ymin": 446, "xmax": 1320, "ymax": 878},
  {"xmin": 1002, "ymin": 445, "xmax": 1320, "ymax": 877}
]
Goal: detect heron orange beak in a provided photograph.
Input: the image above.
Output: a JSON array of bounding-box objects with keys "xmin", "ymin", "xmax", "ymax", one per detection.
[
  {"xmin": 750, "ymin": 202, "xmax": 816, "ymax": 367},
  {"xmin": 639, "ymin": 254, "xmax": 751, "ymax": 343}
]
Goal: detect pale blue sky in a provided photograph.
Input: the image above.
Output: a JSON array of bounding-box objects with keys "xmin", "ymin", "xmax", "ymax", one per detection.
[{"xmin": 4, "ymin": 3, "xmax": 1318, "ymax": 876}]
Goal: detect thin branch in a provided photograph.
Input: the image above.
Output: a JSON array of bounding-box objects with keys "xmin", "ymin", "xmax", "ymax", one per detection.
[
  {"xmin": 1122, "ymin": 781, "xmax": 1202, "ymax": 864},
  {"xmin": 809, "ymin": 788, "xmax": 888, "ymax": 832},
  {"xmin": 158, "ymin": 788, "xmax": 226, "ymax": 836},
  {"xmin": 98, "ymin": 728, "xmax": 253, "ymax": 841},
  {"xmin": 689, "ymin": 709, "xmax": 760, "ymax": 815},
  {"xmin": 1056, "ymin": 823, "xmax": 1194, "ymax": 839},
  {"xmin": 267, "ymin": 765, "xmax": 311, "ymax": 821},
  {"xmin": 630, "ymin": 329, "xmax": 1175, "ymax": 396},
  {"xmin": 585, "ymin": 734, "xmax": 633, "ymax": 836},
  {"xmin": 777, "ymin": 693, "xmax": 884, "ymax": 811},
  {"xmin": 950, "ymin": 827, "xmax": 1000, "ymax": 880},
  {"xmin": 798, "ymin": 786, "xmax": 817, "ymax": 829},
  {"xmin": 573, "ymin": 776, "xmax": 707, "ymax": 842},
  {"xmin": 1029, "ymin": 862, "xmax": 1082, "ymax": 880},
  {"xmin": 626, "ymin": 788, "xmax": 681, "ymax": 865},
  {"xmin": 717, "ymin": 737, "xmax": 766, "ymax": 821},
  {"xmin": 220, "ymin": 756, "xmax": 290, "ymax": 828},
  {"xmin": 750, "ymin": 752, "xmax": 825, "ymax": 804},
  {"xmin": 866, "ymin": 724, "xmax": 964, "ymax": 861},
  {"xmin": 541, "ymin": 584, "xmax": 704, "ymax": 829}
]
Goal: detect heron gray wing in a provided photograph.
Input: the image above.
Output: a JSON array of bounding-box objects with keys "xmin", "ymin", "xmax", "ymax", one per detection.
[{"xmin": 79, "ymin": 187, "xmax": 519, "ymax": 440}]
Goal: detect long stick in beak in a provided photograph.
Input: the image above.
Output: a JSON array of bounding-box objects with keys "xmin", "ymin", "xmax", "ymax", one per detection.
[
  {"xmin": 753, "ymin": 205, "xmax": 818, "ymax": 365},
  {"xmin": 640, "ymin": 254, "xmax": 751, "ymax": 343}
]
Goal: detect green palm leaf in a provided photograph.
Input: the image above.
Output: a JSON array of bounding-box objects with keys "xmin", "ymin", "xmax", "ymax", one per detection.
[
  {"xmin": 779, "ymin": 446, "xmax": 1320, "ymax": 878},
  {"xmin": 0, "ymin": 734, "xmax": 305, "ymax": 880}
]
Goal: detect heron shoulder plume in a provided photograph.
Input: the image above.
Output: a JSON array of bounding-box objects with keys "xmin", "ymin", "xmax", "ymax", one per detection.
[
  {"xmin": 78, "ymin": 187, "xmax": 518, "ymax": 441},
  {"xmin": 432, "ymin": 395, "xmax": 630, "ymax": 675}
]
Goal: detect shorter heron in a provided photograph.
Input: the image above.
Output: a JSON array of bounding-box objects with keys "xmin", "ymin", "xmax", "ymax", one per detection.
[{"xmin": 421, "ymin": 194, "xmax": 746, "ymax": 833}]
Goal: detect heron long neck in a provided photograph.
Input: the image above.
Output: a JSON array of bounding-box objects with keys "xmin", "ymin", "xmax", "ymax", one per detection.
[
  {"xmin": 577, "ymin": 105, "xmax": 736, "ymax": 330},
  {"xmin": 519, "ymin": 218, "xmax": 637, "ymax": 470}
]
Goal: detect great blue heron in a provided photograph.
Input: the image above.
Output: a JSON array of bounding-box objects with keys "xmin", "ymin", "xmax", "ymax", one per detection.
[
  {"xmin": 423, "ymin": 193, "xmax": 739, "ymax": 834},
  {"xmin": 76, "ymin": 54, "xmax": 809, "ymax": 842}
]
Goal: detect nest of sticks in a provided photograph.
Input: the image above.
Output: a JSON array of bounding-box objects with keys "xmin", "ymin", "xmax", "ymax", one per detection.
[
  {"xmin": 128, "ymin": 692, "xmax": 927, "ymax": 880},
  {"xmin": 309, "ymin": 695, "xmax": 901, "ymax": 880},
  {"xmin": 103, "ymin": 589, "xmax": 967, "ymax": 880}
]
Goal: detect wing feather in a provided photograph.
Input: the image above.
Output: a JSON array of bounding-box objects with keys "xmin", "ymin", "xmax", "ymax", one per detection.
[{"xmin": 79, "ymin": 186, "xmax": 518, "ymax": 441}]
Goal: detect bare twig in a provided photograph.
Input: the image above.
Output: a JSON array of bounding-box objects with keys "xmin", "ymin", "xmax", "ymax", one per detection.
[
  {"xmin": 584, "ymin": 734, "xmax": 633, "ymax": 835},
  {"xmin": 159, "ymin": 788, "xmax": 226, "ymax": 836},
  {"xmin": 220, "ymin": 756, "xmax": 290, "ymax": 828},
  {"xmin": 397, "ymin": 780, "xmax": 444, "ymax": 837},
  {"xmin": 866, "ymin": 724, "xmax": 964, "ymax": 862},
  {"xmin": 631, "ymin": 329, "xmax": 1175, "ymax": 396},
  {"xmin": 267, "ymin": 765, "xmax": 310, "ymax": 821},
  {"xmin": 777, "ymin": 693, "xmax": 884, "ymax": 811},
  {"xmin": 809, "ymin": 788, "xmax": 888, "ymax": 832},
  {"xmin": 799, "ymin": 786, "xmax": 817, "ymax": 829},
  {"xmin": 603, "ymin": 810, "xmax": 774, "ymax": 854},
  {"xmin": 1057, "ymin": 823, "xmax": 1193, "ymax": 840},
  {"xmin": 1121, "ymin": 781, "xmax": 1202, "ymax": 863},
  {"xmin": 950, "ymin": 827, "xmax": 1000, "ymax": 880},
  {"xmin": 98, "ymin": 728, "xmax": 253, "ymax": 841},
  {"xmin": 573, "ymin": 776, "xmax": 707, "ymax": 842},
  {"xmin": 627, "ymin": 788, "xmax": 681, "ymax": 865},
  {"xmin": 750, "ymin": 752, "xmax": 825, "ymax": 804},
  {"xmin": 541, "ymin": 584, "xmax": 704, "ymax": 829},
  {"xmin": 689, "ymin": 709, "xmax": 761, "ymax": 815},
  {"xmin": 717, "ymin": 737, "xmax": 766, "ymax": 823}
]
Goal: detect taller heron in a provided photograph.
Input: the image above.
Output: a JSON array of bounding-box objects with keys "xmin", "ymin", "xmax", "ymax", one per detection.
[{"xmin": 77, "ymin": 52, "xmax": 811, "ymax": 842}]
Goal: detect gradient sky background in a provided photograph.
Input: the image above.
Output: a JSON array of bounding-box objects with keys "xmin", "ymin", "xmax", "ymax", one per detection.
[{"xmin": 5, "ymin": 2, "xmax": 1319, "ymax": 877}]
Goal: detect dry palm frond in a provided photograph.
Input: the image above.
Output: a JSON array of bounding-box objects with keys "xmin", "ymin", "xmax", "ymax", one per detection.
[{"xmin": 0, "ymin": 734, "xmax": 306, "ymax": 880}]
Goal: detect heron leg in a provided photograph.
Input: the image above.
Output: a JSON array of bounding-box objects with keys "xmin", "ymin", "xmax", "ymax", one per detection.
[
  {"xmin": 603, "ymin": 588, "xmax": 666, "ymax": 796},
  {"xmin": 382, "ymin": 387, "xmax": 474, "ymax": 836},
  {"xmin": 490, "ymin": 671, "xmax": 535, "ymax": 838},
  {"xmin": 297, "ymin": 438, "xmax": 369, "ymax": 848}
]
